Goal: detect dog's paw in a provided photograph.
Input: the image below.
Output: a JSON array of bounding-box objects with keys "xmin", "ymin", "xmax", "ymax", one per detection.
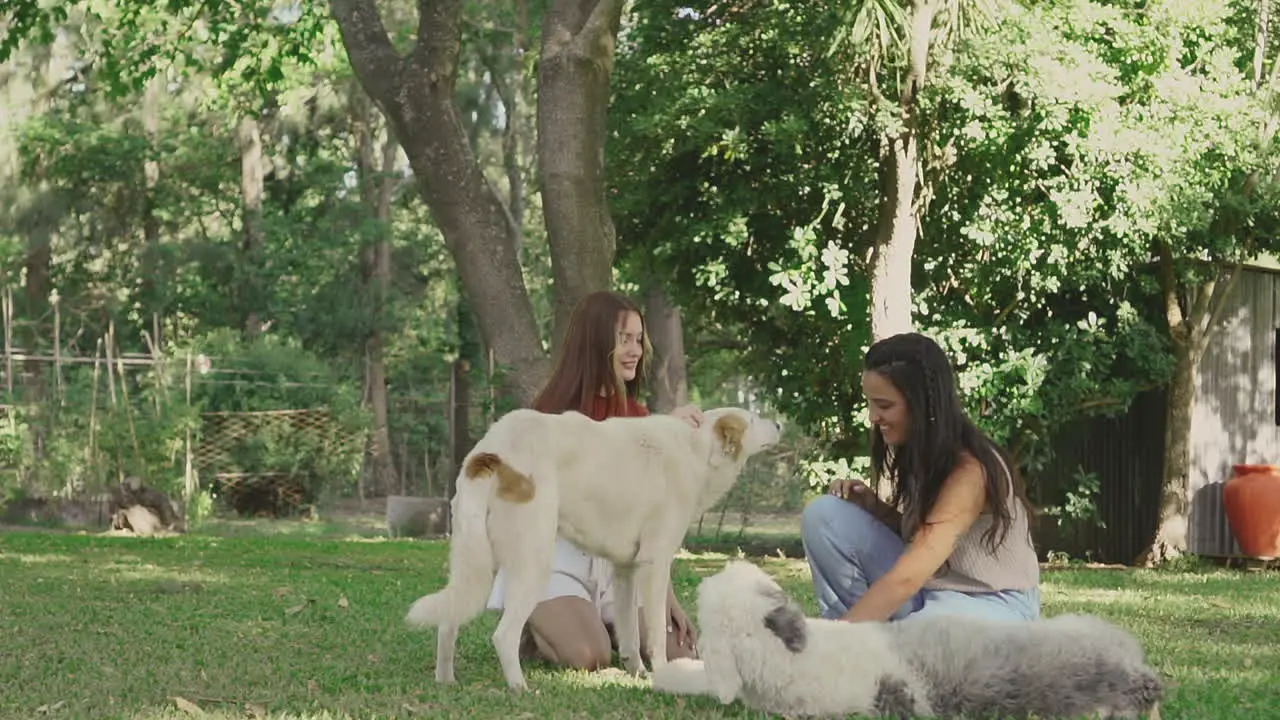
[{"xmin": 621, "ymin": 656, "xmax": 648, "ymax": 678}]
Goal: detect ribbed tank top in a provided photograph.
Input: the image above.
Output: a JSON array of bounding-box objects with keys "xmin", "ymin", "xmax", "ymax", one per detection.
[{"xmin": 900, "ymin": 453, "xmax": 1040, "ymax": 593}]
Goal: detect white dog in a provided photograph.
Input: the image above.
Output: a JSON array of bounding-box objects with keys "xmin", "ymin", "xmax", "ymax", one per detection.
[
  {"xmin": 404, "ymin": 407, "xmax": 782, "ymax": 691},
  {"xmin": 654, "ymin": 560, "xmax": 1164, "ymax": 719}
]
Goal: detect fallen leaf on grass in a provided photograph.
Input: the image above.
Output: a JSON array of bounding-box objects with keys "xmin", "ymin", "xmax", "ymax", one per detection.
[
  {"xmin": 35, "ymin": 700, "xmax": 67, "ymax": 714},
  {"xmin": 172, "ymin": 696, "xmax": 204, "ymax": 715},
  {"xmin": 284, "ymin": 599, "xmax": 314, "ymax": 616},
  {"xmin": 337, "ymin": 594, "xmax": 349, "ymax": 609},
  {"xmin": 273, "ymin": 586, "xmax": 291, "ymax": 599}
]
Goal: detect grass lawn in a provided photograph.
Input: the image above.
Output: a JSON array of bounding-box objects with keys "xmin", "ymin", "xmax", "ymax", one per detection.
[{"xmin": 1, "ymin": 528, "xmax": 1277, "ymax": 720}]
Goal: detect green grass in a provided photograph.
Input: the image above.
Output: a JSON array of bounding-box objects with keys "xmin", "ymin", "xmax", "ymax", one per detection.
[{"xmin": 0, "ymin": 530, "xmax": 1277, "ymax": 720}]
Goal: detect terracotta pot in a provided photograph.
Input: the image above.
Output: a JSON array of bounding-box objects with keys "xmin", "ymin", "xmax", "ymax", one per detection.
[{"xmin": 1223, "ymin": 464, "xmax": 1280, "ymax": 559}]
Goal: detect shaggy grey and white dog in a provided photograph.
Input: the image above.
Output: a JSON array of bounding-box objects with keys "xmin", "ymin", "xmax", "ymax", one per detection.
[{"xmin": 652, "ymin": 560, "xmax": 1163, "ymax": 719}]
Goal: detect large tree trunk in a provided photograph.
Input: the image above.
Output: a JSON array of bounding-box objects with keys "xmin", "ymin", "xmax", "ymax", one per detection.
[
  {"xmin": 1140, "ymin": 247, "xmax": 1241, "ymax": 565},
  {"xmin": 1147, "ymin": 342, "xmax": 1197, "ymax": 563},
  {"xmin": 538, "ymin": 0, "xmax": 624, "ymax": 349},
  {"xmin": 867, "ymin": 0, "xmax": 936, "ymax": 342},
  {"xmin": 331, "ymin": 0, "xmax": 550, "ymax": 407},
  {"xmin": 869, "ymin": 135, "xmax": 919, "ymax": 341},
  {"xmin": 644, "ymin": 286, "xmax": 688, "ymax": 413},
  {"xmin": 237, "ymin": 114, "xmax": 265, "ymax": 340}
]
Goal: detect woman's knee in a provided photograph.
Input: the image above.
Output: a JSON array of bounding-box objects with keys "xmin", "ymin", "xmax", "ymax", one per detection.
[
  {"xmin": 529, "ymin": 624, "xmax": 612, "ymax": 670},
  {"xmin": 555, "ymin": 638, "xmax": 613, "ymax": 670},
  {"xmin": 801, "ymin": 494, "xmax": 840, "ymax": 537},
  {"xmin": 802, "ymin": 494, "xmax": 875, "ymax": 540},
  {"xmin": 526, "ymin": 596, "xmax": 613, "ymax": 670}
]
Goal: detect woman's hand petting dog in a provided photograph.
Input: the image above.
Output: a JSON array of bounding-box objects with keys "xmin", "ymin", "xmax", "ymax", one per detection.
[
  {"xmin": 671, "ymin": 404, "xmax": 705, "ymax": 428},
  {"xmin": 669, "ymin": 601, "xmax": 698, "ymax": 652}
]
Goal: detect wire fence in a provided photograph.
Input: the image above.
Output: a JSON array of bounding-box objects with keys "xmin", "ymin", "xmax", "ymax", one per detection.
[{"xmin": 0, "ymin": 293, "xmax": 816, "ymax": 539}]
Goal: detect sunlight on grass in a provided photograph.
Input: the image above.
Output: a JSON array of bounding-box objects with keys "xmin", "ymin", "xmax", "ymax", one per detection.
[
  {"xmin": 5, "ymin": 551, "xmax": 75, "ymax": 565},
  {"xmin": 3, "ymin": 530, "xmax": 1279, "ymax": 719}
]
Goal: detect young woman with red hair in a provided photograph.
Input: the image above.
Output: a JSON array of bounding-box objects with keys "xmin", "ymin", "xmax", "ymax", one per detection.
[{"xmin": 486, "ymin": 290, "xmax": 704, "ymax": 670}]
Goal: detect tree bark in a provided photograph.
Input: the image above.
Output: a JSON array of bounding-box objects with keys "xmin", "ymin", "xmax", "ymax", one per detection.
[
  {"xmin": 140, "ymin": 76, "xmax": 164, "ymax": 328},
  {"xmin": 1147, "ymin": 340, "xmax": 1197, "ymax": 564},
  {"xmin": 867, "ymin": 0, "xmax": 936, "ymax": 342},
  {"xmin": 1140, "ymin": 246, "xmax": 1242, "ymax": 565},
  {"xmin": 354, "ymin": 88, "xmax": 402, "ymax": 497},
  {"xmin": 869, "ymin": 135, "xmax": 919, "ymax": 341},
  {"xmin": 237, "ymin": 114, "xmax": 265, "ymax": 340},
  {"xmin": 538, "ymin": 0, "xmax": 624, "ymax": 349},
  {"xmin": 645, "ymin": 286, "xmax": 688, "ymax": 413},
  {"xmin": 330, "ymin": 0, "xmax": 549, "ymax": 408}
]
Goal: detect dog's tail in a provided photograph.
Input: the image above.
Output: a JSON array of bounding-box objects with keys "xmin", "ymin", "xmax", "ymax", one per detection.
[{"xmin": 405, "ymin": 452, "xmax": 534, "ymax": 628}]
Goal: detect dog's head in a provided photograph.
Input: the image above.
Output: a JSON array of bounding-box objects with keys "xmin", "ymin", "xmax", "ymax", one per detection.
[
  {"xmin": 697, "ymin": 560, "xmax": 809, "ymax": 655},
  {"xmin": 698, "ymin": 408, "xmax": 782, "ymax": 469},
  {"xmin": 692, "ymin": 559, "xmax": 809, "ymax": 704}
]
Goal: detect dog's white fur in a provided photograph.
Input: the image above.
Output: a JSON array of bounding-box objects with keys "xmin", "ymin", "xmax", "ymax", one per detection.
[
  {"xmin": 654, "ymin": 560, "xmax": 932, "ymax": 717},
  {"xmin": 654, "ymin": 560, "xmax": 1164, "ymax": 719},
  {"xmin": 404, "ymin": 407, "xmax": 781, "ymax": 691}
]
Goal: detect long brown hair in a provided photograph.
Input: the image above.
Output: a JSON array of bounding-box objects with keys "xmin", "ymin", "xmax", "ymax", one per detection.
[{"xmin": 532, "ymin": 291, "xmax": 651, "ymax": 415}]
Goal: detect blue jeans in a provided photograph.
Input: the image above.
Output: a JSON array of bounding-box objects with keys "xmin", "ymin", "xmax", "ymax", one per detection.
[{"xmin": 800, "ymin": 494, "xmax": 1040, "ymax": 622}]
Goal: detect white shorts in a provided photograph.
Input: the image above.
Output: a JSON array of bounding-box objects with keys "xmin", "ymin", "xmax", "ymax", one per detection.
[{"xmin": 487, "ymin": 537, "xmax": 622, "ymax": 624}]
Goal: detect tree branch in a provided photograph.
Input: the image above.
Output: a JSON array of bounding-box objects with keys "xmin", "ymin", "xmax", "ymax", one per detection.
[
  {"xmin": 1156, "ymin": 240, "xmax": 1187, "ymax": 344},
  {"xmin": 329, "ymin": 0, "xmax": 404, "ymax": 105},
  {"xmin": 1195, "ymin": 255, "xmax": 1248, "ymax": 356},
  {"xmin": 413, "ymin": 0, "xmax": 463, "ymax": 79},
  {"xmin": 573, "ymin": 0, "xmax": 624, "ymax": 66}
]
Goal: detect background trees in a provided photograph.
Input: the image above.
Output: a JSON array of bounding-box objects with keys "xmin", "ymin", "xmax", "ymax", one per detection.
[{"xmin": 1, "ymin": 0, "xmax": 1276, "ymax": 559}]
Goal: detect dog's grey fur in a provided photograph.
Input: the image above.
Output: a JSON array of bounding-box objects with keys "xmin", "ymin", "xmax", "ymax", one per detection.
[
  {"xmin": 872, "ymin": 676, "xmax": 918, "ymax": 720},
  {"xmin": 763, "ymin": 601, "xmax": 808, "ymax": 653},
  {"xmin": 652, "ymin": 560, "xmax": 1164, "ymax": 719},
  {"xmin": 887, "ymin": 612, "xmax": 1164, "ymax": 719}
]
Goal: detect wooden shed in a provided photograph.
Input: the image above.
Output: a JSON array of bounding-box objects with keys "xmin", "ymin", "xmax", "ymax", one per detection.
[{"xmin": 1034, "ymin": 259, "xmax": 1280, "ymax": 562}]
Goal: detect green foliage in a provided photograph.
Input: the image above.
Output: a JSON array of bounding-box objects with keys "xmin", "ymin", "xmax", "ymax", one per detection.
[
  {"xmin": 611, "ymin": 0, "xmax": 879, "ymax": 449},
  {"xmin": 611, "ymin": 0, "xmax": 1280, "ymax": 504},
  {"xmin": 0, "ymin": 353, "xmax": 200, "ymax": 501},
  {"xmin": 1041, "ymin": 466, "xmax": 1106, "ymax": 528},
  {"xmin": 915, "ymin": 0, "xmax": 1280, "ymax": 474}
]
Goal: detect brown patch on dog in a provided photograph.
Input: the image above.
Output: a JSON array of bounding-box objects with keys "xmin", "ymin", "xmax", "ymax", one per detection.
[
  {"xmin": 465, "ymin": 452, "xmax": 535, "ymax": 503},
  {"xmin": 713, "ymin": 414, "xmax": 749, "ymax": 459}
]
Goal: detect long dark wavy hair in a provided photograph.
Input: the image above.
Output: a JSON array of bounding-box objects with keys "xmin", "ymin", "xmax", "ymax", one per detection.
[{"xmin": 865, "ymin": 332, "xmax": 1033, "ymax": 552}]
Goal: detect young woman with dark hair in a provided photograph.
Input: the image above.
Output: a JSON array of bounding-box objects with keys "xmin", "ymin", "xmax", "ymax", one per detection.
[
  {"xmin": 487, "ymin": 290, "xmax": 704, "ymax": 670},
  {"xmin": 801, "ymin": 332, "xmax": 1041, "ymax": 623}
]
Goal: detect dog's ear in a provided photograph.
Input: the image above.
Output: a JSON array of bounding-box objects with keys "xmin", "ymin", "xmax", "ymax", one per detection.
[
  {"xmin": 712, "ymin": 414, "xmax": 748, "ymax": 462},
  {"xmin": 763, "ymin": 598, "xmax": 807, "ymax": 653}
]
